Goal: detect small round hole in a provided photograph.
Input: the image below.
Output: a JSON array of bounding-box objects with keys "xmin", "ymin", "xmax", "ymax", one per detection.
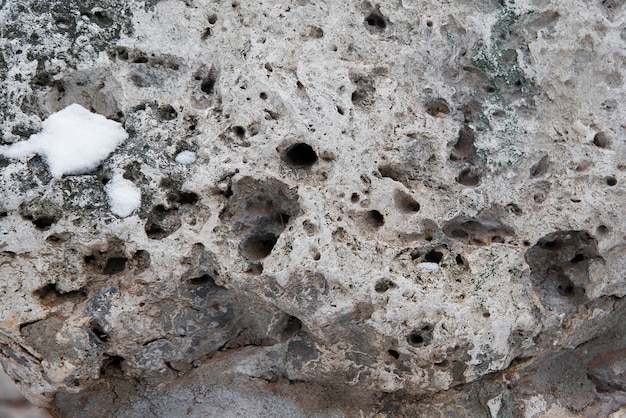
[
  {"xmin": 283, "ymin": 143, "xmax": 318, "ymax": 168},
  {"xmin": 233, "ymin": 126, "xmax": 246, "ymax": 137},
  {"xmin": 368, "ymin": 210, "xmax": 385, "ymax": 227},
  {"xmin": 596, "ymin": 225, "xmax": 609, "ymax": 236},
  {"xmin": 350, "ymin": 193, "xmax": 360, "ymax": 203},
  {"xmin": 605, "ymin": 176, "xmax": 617, "ymax": 186},
  {"xmin": 259, "ymin": 92, "xmax": 267, "ymax": 100},
  {"xmin": 407, "ymin": 332, "xmax": 424, "ymax": 346}
]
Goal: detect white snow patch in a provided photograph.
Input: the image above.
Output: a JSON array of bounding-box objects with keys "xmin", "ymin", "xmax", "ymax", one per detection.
[
  {"xmin": 0, "ymin": 104, "xmax": 128, "ymax": 177},
  {"xmin": 105, "ymin": 176, "xmax": 141, "ymax": 218},
  {"xmin": 175, "ymin": 150, "xmax": 197, "ymax": 165},
  {"xmin": 416, "ymin": 262, "xmax": 440, "ymax": 272}
]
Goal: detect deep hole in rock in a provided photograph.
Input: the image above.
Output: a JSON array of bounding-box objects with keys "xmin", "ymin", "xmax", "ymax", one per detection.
[
  {"xmin": 368, "ymin": 210, "xmax": 385, "ymax": 228},
  {"xmin": 407, "ymin": 325, "xmax": 433, "ymax": 347},
  {"xmin": 387, "ymin": 349, "xmax": 400, "ymax": 359},
  {"xmin": 177, "ymin": 192, "xmax": 199, "ymax": 205},
  {"xmin": 233, "ymin": 126, "xmax": 246, "ymax": 137},
  {"xmin": 456, "ymin": 254, "xmax": 465, "ymax": 265},
  {"xmin": 241, "ymin": 233, "xmax": 279, "ymax": 260},
  {"xmin": 556, "ymin": 276, "xmax": 576, "ymax": 297},
  {"xmin": 34, "ymin": 283, "xmax": 86, "ymax": 305},
  {"xmin": 410, "ymin": 250, "xmax": 422, "ymax": 260},
  {"xmin": 90, "ymin": 321, "xmax": 108, "ymax": 342},
  {"xmin": 605, "ymin": 176, "xmax": 617, "ymax": 186},
  {"xmin": 365, "ymin": 9, "xmax": 386, "ymax": 29},
  {"xmin": 100, "ymin": 355, "xmax": 124, "ymax": 377},
  {"xmin": 409, "ymin": 333, "xmax": 424, "ymax": 345},
  {"xmin": 201, "ymin": 67, "xmax": 217, "ymax": 94},
  {"xmin": 32, "ymin": 216, "xmax": 57, "ymax": 230},
  {"xmin": 283, "ymin": 143, "xmax": 318, "ymax": 168},
  {"xmin": 92, "ymin": 11, "xmax": 112, "ymax": 27},
  {"xmin": 103, "ymin": 257, "xmax": 127, "ymax": 275},
  {"xmin": 189, "ymin": 274, "xmax": 217, "ymax": 286},
  {"xmin": 283, "ymin": 316, "xmax": 302, "ymax": 336},
  {"xmin": 425, "ymin": 249, "xmax": 444, "ymax": 264},
  {"xmin": 35, "ymin": 283, "xmax": 61, "ymax": 301}
]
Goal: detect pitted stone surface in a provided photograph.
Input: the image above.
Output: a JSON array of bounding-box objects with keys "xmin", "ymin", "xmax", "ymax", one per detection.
[{"xmin": 0, "ymin": 0, "xmax": 624, "ymax": 416}]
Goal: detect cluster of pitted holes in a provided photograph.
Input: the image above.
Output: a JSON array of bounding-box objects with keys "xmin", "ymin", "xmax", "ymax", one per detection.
[
  {"xmin": 34, "ymin": 283, "xmax": 87, "ymax": 307},
  {"xmin": 201, "ymin": 14, "xmax": 218, "ymax": 39},
  {"xmin": 524, "ymin": 230, "xmax": 598, "ymax": 301},
  {"xmin": 145, "ymin": 190, "xmax": 199, "ymax": 240},
  {"xmin": 241, "ymin": 233, "xmax": 281, "ymax": 261},
  {"xmin": 193, "ymin": 66, "xmax": 217, "ymax": 95}
]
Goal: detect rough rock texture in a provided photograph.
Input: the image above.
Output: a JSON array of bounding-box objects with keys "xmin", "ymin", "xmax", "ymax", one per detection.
[{"xmin": 0, "ymin": 0, "xmax": 625, "ymax": 416}]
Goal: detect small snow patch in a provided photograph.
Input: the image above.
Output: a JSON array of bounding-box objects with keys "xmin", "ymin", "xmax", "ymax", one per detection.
[
  {"xmin": 106, "ymin": 176, "xmax": 141, "ymax": 218},
  {"xmin": 0, "ymin": 104, "xmax": 128, "ymax": 177},
  {"xmin": 416, "ymin": 262, "xmax": 440, "ymax": 272},
  {"xmin": 175, "ymin": 150, "xmax": 197, "ymax": 165}
]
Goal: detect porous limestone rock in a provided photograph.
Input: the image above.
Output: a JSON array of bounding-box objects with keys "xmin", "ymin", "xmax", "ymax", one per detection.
[{"xmin": 0, "ymin": 0, "xmax": 624, "ymax": 416}]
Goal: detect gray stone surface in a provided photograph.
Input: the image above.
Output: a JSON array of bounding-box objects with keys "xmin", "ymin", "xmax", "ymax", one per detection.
[{"xmin": 0, "ymin": 0, "xmax": 624, "ymax": 416}]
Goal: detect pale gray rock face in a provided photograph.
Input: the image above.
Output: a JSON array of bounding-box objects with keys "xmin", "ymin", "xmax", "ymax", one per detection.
[{"xmin": 0, "ymin": 0, "xmax": 624, "ymax": 416}]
